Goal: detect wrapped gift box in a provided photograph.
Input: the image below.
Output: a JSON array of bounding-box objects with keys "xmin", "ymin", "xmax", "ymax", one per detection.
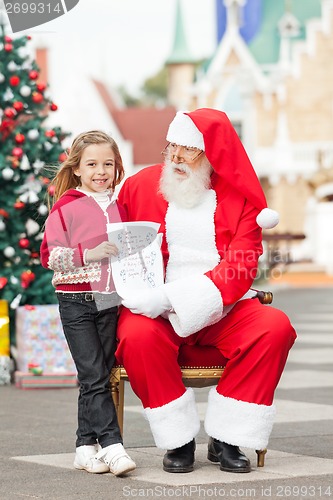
[
  {"xmin": 15, "ymin": 304, "xmax": 76, "ymax": 374},
  {"xmin": 0, "ymin": 300, "xmax": 10, "ymax": 356},
  {"xmin": 14, "ymin": 371, "xmax": 78, "ymax": 389}
]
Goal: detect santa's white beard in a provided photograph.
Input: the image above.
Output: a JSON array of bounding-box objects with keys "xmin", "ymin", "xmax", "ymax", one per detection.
[{"xmin": 159, "ymin": 158, "xmax": 213, "ymax": 208}]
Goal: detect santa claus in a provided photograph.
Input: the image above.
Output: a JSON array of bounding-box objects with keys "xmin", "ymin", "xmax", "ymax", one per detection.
[{"xmin": 116, "ymin": 108, "xmax": 296, "ymax": 473}]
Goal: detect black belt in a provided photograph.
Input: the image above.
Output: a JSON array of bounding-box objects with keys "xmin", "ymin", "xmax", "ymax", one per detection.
[{"xmin": 57, "ymin": 292, "xmax": 119, "ymax": 302}]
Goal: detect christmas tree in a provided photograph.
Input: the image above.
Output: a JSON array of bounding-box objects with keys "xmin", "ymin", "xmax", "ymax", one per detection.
[{"xmin": 0, "ymin": 25, "xmax": 69, "ymax": 340}]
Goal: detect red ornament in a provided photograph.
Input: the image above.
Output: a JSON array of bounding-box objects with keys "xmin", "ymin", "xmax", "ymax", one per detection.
[
  {"xmin": 4, "ymin": 107, "xmax": 16, "ymax": 119},
  {"xmin": 19, "ymin": 238, "xmax": 30, "ymax": 249},
  {"xmin": 4, "ymin": 43, "xmax": 13, "ymax": 52},
  {"xmin": 36, "ymin": 81, "xmax": 46, "ymax": 92},
  {"xmin": 0, "ymin": 209, "xmax": 9, "ymax": 218},
  {"xmin": 9, "ymin": 75, "xmax": 20, "ymax": 86},
  {"xmin": 0, "ymin": 119, "xmax": 12, "ymax": 130},
  {"xmin": 29, "ymin": 70, "xmax": 39, "ymax": 80},
  {"xmin": 48, "ymin": 185, "xmax": 56, "ymax": 196},
  {"xmin": 15, "ymin": 133, "xmax": 25, "ymax": 144},
  {"xmin": 45, "ymin": 129, "xmax": 56, "ymax": 138},
  {"xmin": 21, "ymin": 270, "xmax": 36, "ymax": 289},
  {"xmin": 12, "ymin": 147, "xmax": 23, "ymax": 157},
  {"xmin": 14, "ymin": 201, "xmax": 25, "ymax": 209},
  {"xmin": 32, "ymin": 92, "xmax": 43, "ymax": 103},
  {"xmin": 26, "ymin": 35, "xmax": 32, "ymax": 40},
  {"xmin": 0, "ymin": 277, "xmax": 8, "ymax": 289},
  {"xmin": 13, "ymin": 101, "xmax": 24, "ymax": 112},
  {"xmin": 50, "ymin": 103, "xmax": 58, "ymax": 112},
  {"xmin": 4, "ymin": 35, "xmax": 12, "ymax": 43},
  {"xmin": 58, "ymin": 152, "xmax": 67, "ymax": 162},
  {"xmin": 30, "ymin": 251, "xmax": 39, "ymax": 258},
  {"xmin": 41, "ymin": 177, "xmax": 50, "ymax": 185}
]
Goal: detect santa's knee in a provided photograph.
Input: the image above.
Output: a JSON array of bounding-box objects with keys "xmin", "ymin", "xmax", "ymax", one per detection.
[{"xmin": 262, "ymin": 307, "xmax": 296, "ymax": 351}]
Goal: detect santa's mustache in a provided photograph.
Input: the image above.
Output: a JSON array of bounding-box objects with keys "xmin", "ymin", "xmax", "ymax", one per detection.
[{"xmin": 170, "ymin": 162, "xmax": 191, "ymax": 175}]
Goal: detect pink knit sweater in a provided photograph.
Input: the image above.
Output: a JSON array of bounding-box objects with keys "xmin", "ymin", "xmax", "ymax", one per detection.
[{"xmin": 40, "ymin": 189, "xmax": 126, "ymax": 292}]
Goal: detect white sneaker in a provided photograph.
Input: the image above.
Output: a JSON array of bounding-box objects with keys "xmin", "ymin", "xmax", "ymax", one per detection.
[
  {"xmin": 74, "ymin": 445, "xmax": 110, "ymax": 473},
  {"xmin": 95, "ymin": 443, "xmax": 136, "ymax": 476}
]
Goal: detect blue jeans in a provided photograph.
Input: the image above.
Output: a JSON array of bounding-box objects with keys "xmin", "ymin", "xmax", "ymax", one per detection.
[{"xmin": 57, "ymin": 294, "xmax": 122, "ymax": 448}]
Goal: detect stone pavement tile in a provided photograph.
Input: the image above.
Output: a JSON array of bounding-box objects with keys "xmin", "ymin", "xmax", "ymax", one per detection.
[
  {"xmin": 295, "ymin": 333, "xmax": 333, "ymax": 345},
  {"xmin": 291, "ymin": 343, "xmax": 331, "ymax": 350},
  {"xmin": 309, "ymin": 304, "xmax": 333, "ymax": 312},
  {"xmin": 11, "ymin": 445, "xmax": 333, "ymax": 486},
  {"xmin": 270, "ymin": 432, "xmax": 333, "ymax": 460},
  {"xmin": 285, "ymin": 362, "xmax": 333, "ymax": 372},
  {"xmin": 291, "ymin": 323, "xmax": 333, "ymax": 332},
  {"xmin": 274, "ymin": 400, "xmax": 333, "ymax": 423},
  {"xmin": 287, "ymin": 348, "xmax": 333, "ymax": 364},
  {"xmin": 276, "ymin": 387, "xmax": 333, "ymax": 405},
  {"xmin": 293, "ymin": 313, "xmax": 333, "ymax": 321},
  {"xmin": 271, "ymin": 419, "xmax": 333, "ymax": 440},
  {"xmin": 277, "ymin": 369, "xmax": 333, "ymax": 389}
]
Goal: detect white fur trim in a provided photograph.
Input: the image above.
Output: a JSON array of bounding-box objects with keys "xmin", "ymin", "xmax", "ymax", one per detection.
[
  {"xmin": 165, "ymin": 190, "xmax": 220, "ymax": 283},
  {"xmin": 164, "ymin": 275, "xmax": 223, "ymax": 337},
  {"xmin": 204, "ymin": 388, "xmax": 276, "ymax": 449},
  {"xmin": 144, "ymin": 388, "xmax": 200, "ymax": 449},
  {"xmin": 166, "ymin": 111, "xmax": 205, "ymax": 150},
  {"xmin": 256, "ymin": 208, "xmax": 279, "ymax": 229},
  {"xmin": 163, "ymin": 191, "xmax": 222, "ymax": 336}
]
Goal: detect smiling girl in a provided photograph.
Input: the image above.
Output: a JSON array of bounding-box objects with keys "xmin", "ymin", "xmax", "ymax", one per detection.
[{"xmin": 40, "ymin": 131, "xmax": 136, "ymax": 476}]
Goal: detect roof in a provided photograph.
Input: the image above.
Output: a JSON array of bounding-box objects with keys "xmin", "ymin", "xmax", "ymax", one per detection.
[
  {"xmin": 248, "ymin": 0, "xmax": 321, "ymax": 64},
  {"xmin": 113, "ymin": 107, "xmax": 177, "ymax": 165},
  {"xmin": 93, "ymin": 79, "xmax": 176, "ymax": 166},
  {"xmin": 215, "ymin": 0, "xmax": 322, "ymax": 65}
]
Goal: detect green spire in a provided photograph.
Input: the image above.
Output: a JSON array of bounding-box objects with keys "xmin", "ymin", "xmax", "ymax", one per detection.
[{"xmin": 166, "ymin": 0, "xmax": 196, "ymax": 64}]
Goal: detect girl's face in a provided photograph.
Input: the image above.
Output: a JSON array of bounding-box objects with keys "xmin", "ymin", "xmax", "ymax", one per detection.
[{"xmin": 74, "ymin": 143, "xmax": 115, "ymax": 193}]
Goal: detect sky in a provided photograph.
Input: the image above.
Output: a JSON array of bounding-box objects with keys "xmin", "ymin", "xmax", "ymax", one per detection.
[{"xmin": 1, "ymin": 0, "xmax": 217, "ymax": 95}]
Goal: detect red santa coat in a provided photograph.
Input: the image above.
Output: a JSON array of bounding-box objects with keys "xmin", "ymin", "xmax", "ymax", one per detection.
[{"xmin": 118, "ymin": 163, "xmax": 262, "ymax": 336}]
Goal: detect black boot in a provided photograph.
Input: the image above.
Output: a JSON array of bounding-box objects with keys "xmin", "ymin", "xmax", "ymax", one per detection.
[
  {"xmin": 163, "ymin": 439, "xmax": 195, "ymax": 473},
  {"xmin": 207, "ymin": 437, "xmax": 251, "ymax": 473}
]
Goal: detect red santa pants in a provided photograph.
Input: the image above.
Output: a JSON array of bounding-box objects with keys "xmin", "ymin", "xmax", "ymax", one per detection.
[{"xmin": 116, "ymin": 298, "xmax": 296, "ymax": 409}]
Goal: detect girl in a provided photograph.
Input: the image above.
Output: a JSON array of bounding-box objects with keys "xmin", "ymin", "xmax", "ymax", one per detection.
[{"xmin": 40, "ymin": 131, "xmax": 136, "ymax": 476}]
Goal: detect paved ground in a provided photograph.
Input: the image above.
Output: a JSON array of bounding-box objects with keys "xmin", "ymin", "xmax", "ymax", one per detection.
[{"xmin": 1, "ymin": 285, "xmax": 333, "ymax": 499}]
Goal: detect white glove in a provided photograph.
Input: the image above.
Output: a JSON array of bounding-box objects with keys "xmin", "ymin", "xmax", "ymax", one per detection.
[{"xmin": 121, "ymin": 287, "xmax": 171, "ymax": 319}]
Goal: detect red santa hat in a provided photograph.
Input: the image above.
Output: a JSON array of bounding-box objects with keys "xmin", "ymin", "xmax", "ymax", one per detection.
[{"xmin": 166, "ymin": 109, "xmax": 279, "ymax": 229}]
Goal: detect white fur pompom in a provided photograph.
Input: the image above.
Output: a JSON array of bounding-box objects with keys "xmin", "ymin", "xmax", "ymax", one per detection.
[{"xmin": 256, "ymin": 208, "xmax": 279, "ymax": 229}]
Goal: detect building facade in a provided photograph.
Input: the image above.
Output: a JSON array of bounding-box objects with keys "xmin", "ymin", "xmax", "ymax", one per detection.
[{"xmin": 167, "ymin": 0, "xmax": 333, "ymax": 272}]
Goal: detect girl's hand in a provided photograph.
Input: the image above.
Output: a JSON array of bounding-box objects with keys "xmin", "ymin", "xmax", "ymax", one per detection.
[{"xmin": 85, "ymin": 242, "xmax": 118, "ymax": 262}]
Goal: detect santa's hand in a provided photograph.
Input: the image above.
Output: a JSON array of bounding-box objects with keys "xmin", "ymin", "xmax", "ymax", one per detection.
[{"xmin": 121, "ymin": 287, "xmax": 171, "ymax": 319}]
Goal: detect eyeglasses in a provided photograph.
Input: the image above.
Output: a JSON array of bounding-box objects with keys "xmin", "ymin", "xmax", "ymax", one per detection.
[{"xmin": 161, "ymin": 143, "xmax": 204, "ymax": 164}]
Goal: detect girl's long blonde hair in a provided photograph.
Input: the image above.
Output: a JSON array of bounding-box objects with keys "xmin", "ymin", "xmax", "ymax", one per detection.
[{"xmin": 50, "ymin": 130, "xmax": 125, "ymax": 204}]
